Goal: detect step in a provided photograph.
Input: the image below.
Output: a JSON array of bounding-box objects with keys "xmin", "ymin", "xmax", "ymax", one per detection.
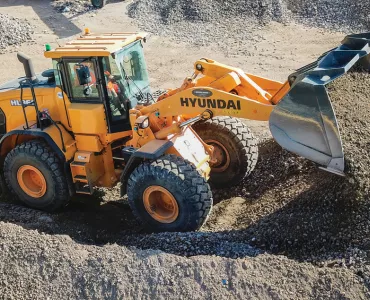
[
  {"xmin": 71, "ymin": 161, "xmax": 87, "ymax": 167},
  {"xmin": 75, "ymin": 186, "xmax": 93, "ymax": 195},
  {"xmin": 65, "ymin": 139, "xmax": 77, "ymax": 149},
  {"xmin": 74, "ymin": 180, "xmax": 93, "ymax": 195},
  {"xmin": 73, "ymin": 175, "xmax": 88, "ymax": 183}
]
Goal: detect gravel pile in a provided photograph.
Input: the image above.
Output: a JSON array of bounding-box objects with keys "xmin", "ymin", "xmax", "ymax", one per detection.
[
  {"xmin": 286, "ymin": 0, "xmax": 370, "ymax": 31},
  {"xmin": 127, "ymin": 0, "xmax": 291, "ymax": 48},
  {"xmin": 0, "ymin": 221, "xmax": 367, "ymax": 299},
  {"xmin": 52, "ymin": 0, "xmax": 95, "ymax": 14},
  {"xmin": 0, "ymin": 14, "xmax": 33, "ymax": 52},
  {"xmin": 328, "ymin": 71, "xmax": 370, "ymax": 198},
  {"xmin": 128, "ymin": 0, "xmax": 370, "ymax": 48}
]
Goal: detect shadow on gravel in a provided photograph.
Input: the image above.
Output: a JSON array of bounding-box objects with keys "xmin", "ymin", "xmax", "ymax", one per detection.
[
  {"xmin": 0, "ymin": 139, "xmax": 368, "ymax": 263},
  {"xmin": 0, "ymin": 0, "xmax": 124, "ymax": 38},
  {"xmin": 0, "ymin": 0, "xmax": 81, "ymax": 38}
]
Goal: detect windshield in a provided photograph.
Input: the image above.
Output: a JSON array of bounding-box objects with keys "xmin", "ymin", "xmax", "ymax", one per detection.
[{"xmin": 114, "ymin": 40, "xmax": 151, "ymax": 107}]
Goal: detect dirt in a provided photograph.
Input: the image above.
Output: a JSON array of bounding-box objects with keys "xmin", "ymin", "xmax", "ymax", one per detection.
[{"xmin": 0, "ymin": 0, "xmax": 369, "ymax": 299}]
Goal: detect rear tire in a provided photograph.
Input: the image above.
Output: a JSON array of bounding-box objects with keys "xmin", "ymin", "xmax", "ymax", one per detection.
[
  {"xmin": 3, "ymin": 140, "xmax": 70, "ymax": 212},
  {"xmin": 91, "ymin": 0, "xmax": 106, "ymax": 8},
  {"xmin": 127, "ymin": 155, "xmax": 213, "ymax": 232},
  {"xmin": 193, "ymin": 116, "xmax": 258, "ymax": 187}
]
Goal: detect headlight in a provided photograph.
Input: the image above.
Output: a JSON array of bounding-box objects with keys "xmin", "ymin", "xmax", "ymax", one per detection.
[
  {"xmin": 141, "ymin": 117, "xmax": 149, "ymax": 129},
  {"xmin": 135, "ymin": 116, "xmax": 150, "ymax": 129}
]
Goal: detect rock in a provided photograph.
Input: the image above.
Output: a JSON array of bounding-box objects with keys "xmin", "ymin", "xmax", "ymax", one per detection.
[{"xmin": 38, "ymin": 216, "xmax": 53, "ymax": 223}]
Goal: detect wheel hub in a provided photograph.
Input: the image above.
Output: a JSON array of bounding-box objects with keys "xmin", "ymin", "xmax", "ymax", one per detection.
[
  {"xmin": 205, "ymin": 139, "xmax": 230, "ymax": 173},
  {"xmin": 143, "ymin": 186, "xmax": 179, "ymax": 223},
  {"xmin": 17, "ymin": 165, "xmax": 47, "ymax": 198}
]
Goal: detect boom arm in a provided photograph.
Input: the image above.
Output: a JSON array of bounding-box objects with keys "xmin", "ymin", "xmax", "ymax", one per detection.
[
  {"xmin": 139, "ymin": 58, "xmax": 287, "ymax": 121},
  {"xmin": 140, "ymin": 86, "xmax": 274, "ymax": 121}
]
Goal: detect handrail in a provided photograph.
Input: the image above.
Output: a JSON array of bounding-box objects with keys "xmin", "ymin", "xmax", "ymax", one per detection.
[{"xmin": 18, "ymin": 79, "xmax": 66, "ymax": 152}]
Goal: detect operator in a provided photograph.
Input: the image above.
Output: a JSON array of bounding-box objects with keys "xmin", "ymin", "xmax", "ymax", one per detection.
[
  {"xmin": 104, "ymin": 71, "xmax": 120, "ymax": 96},
  {"xmin": 104, "ymin": 71, "xmax": 126, "ymax": 117}
]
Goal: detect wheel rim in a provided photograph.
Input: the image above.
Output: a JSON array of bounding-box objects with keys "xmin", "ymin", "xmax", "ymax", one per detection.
[
  {"xmin": 143, "ymin": 186, "xmax": 179, "ymax": 223},
  {"xmin": 205, "ymin": 139, "xmax": 230, "ymax": 173},
  {"xmin": 17, "ymin": 165, "xmax": 47, "ymax": 198}
]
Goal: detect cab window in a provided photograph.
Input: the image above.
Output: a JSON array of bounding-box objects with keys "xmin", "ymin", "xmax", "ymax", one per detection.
[
  {"xmin": 117, "ymin": 41, "xmax": 151, "ymax": 106},
  {"xmin": 66, "ymin": 61, "xmax": 100, "ymax": 100},
  {"xmin": 102, "ymin": 56, "xmax": 129, "ymax": 122}
]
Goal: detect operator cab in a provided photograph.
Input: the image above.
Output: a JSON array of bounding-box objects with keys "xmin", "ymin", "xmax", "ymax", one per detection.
[{"xmin": 45, "ymin": 31, "xmax": 151, "ymax": 133}]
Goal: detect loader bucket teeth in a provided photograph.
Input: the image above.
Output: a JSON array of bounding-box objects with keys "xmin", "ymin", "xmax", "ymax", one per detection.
[{"xmin": 269, "ymin": 32, "xmax": 370, "ymax": 175}]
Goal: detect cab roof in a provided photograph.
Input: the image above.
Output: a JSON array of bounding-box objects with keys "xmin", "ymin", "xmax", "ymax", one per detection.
[{"xmin": 44, "ymin": 31, "xmax": 147, "ymax": 59}]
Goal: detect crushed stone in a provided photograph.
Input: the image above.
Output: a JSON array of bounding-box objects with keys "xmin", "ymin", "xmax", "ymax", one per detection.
[
  {"xmin": 127, "ymin": 0, "xmax": 370, "ymax": 49},
  {"xmin": 286, "ymin": 0, "xmax": 370, "ymax": 32},
  {"xmin": 0, "ymin": 221, "xmax": 367, "ymax": 299},
  {"xmin": 127, "ymin": 0, "xmax": 290, "ymax": 49},
  {"xmin": 0, "ymin": 14, "xmax": 33, "ymax": 52}
]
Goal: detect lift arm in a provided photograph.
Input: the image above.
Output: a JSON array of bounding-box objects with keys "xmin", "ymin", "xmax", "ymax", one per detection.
[{"xmin": 140, "ymin": 86, "xmax": 275, "ymax": 121}]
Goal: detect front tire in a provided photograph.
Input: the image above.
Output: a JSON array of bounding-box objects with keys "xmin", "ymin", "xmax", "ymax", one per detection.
[
  {"xmin": 3, "ymin": 140, "xmax": 70, "ymax": 212},
  {"xmin": 127, "ymin": 155, "xmax": 213, "ymax": 232},
  {"xmin": 193, "ymin": 116, "xmax": 258, "ymax": 187}
]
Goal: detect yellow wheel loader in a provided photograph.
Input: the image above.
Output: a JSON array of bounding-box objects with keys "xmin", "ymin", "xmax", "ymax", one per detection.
[{"xmin": 0, "ymin": 29, "xmax": 368, "ymax": 232}]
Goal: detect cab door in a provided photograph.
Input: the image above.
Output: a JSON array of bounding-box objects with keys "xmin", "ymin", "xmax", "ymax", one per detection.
[
  {"xmin": 100, "ymin": 57, "xmax": 132, "ymax": 133},
  {"xmin": 60, "ymin": 58, "xmax": 110, "ymax": 135}
]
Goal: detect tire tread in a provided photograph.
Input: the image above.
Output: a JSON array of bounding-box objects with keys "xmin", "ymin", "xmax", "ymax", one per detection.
[
  {"xmin": 3, "ymin": 140, "xmax": 69, "ymax": 211},
  {"xmin": 127, "ymin": 155, "xmax": 213, "ymax": 231},
  {"xmin": 193, "ymin": 116, "xmax": 258, "ymax": 186}
]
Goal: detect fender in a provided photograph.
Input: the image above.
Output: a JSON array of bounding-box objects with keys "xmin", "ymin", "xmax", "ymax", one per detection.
[
  {"xmin": 0, "ymin": 129, "xmax": 77, "ymax": 196},
  {"xmin": 119, "ymin": 139, "xmax": 173, "ymax": 196},
  {"xmin": 0, "ymin": 129, "xmax": 66, "ymax": 161},
  {"xmin": 0, "ymin": 122, "xmax": 76, "ymax": 162}
]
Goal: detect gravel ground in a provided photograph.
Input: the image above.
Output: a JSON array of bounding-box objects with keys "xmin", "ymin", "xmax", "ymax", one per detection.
[
  {"xmin": 0, "ymin": 221, "xmax": 368, "ymax": 299},
  {"xmin": 0, "ymin": 14, "xmax": 33, "ymax": 53}
]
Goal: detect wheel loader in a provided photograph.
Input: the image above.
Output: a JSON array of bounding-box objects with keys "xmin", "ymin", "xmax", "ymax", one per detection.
[{"xmin": 0, "ymin": 29, "xmax": 369, "ymax": 232}]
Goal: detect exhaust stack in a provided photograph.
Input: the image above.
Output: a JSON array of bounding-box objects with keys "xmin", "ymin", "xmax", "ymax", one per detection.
[{"xmin": 17, "ymin": 52, "xmax": 39, "ymax": 83}]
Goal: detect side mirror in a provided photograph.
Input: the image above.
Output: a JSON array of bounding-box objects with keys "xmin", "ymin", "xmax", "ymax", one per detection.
[{"xmin": 76, "ymin": 64, "xmax": 92, "ymax": 85}]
